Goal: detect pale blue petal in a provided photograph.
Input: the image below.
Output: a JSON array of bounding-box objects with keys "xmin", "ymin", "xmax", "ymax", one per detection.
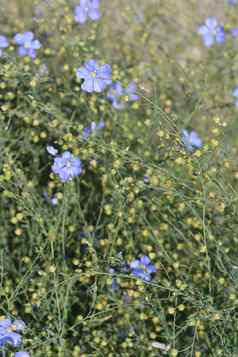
[
  {"xmin": 75, "ymin": 7, "xmax": 87, "ymax": 24},
  {"xmin": 203, "ymin": 33, "xmax": 214, "ymax": 47},
  {"xmin": 76, "ymin": 67, "xmax": 90, "ymax": 79},
  {"xmin": 205, "ymin": 17, "xmax": 217, "ymax": 30},
  {"xmin": 89, "ymin": 8, "xmax": 101, "ymax": 20},
  {"xmin": 85, "ymin": 59, "xmax": 98, "ymax": 72},
  {"xmin": 82, "ymin": 78, "xmax": 94, "ymax": 92},
  {"xmin": 130, "ymin": 260, "xmax": 140, "ymax": 269},
  {"xmin": 14, "ymin": 352, "xmax": 30, "ymax": 357}
]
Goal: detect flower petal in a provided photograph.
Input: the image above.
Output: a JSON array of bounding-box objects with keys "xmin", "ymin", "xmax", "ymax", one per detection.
[
  {"xmin": 82, "ymin": 78, "xmax": 94, "ymax": 92},
  {"xmin": 75, "ymin": 7, "xmax": 87, "ymax": 24},
  {"xmin": 0, "ymin": 319, "xmax": 11, "ymax": 329},
  {"xmin": 14, "ymin": 352, "xmax": 30, "ymax": 357},
  {"xmin": 89, "ymin": 8, "xmax": 101, "ymax": 20},
  {"xmin": 203, "ymin": 33, "xmax": 214, "ymax": 48},
  {"xmin": 76, "ymin": 67, "xmax": 90, "ymax": 79},
  {"xmin": 205, "ymin": 17, "xmax": 217, "ymax": 30}
]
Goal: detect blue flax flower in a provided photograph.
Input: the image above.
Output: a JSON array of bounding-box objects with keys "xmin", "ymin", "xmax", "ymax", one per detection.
[
  {"xmin": 0, "ymin": 36, "xmax": 9, "ymax": 57},
  {"xmin": 228, "ymin": 0, "xmax": 237, "ymax": 4},
  {"xmin": 0, "ymin": 319, "xmax": 26, "ymax": 348},
  {"xmin": 75, "ymin": 0, "xmax": 101, "ymax": 24},
  {"xmin": 52, "ymin": 151, "xmax": 82, "ymax": 182},
  {"xmin": 15, "ymin": 352, "xmax": 30, "ymax": 357},
  {"xmin": 198, "ymin": 17, "xmax": 225, "ymax": 47},
  {"xmin": 230, "ymin": 28, "xmax": 238, "ymax": 37},
  {"xmin": 182, "ymin": 129, "xmax": 202, "ymax": 152},
  {"xmin": 76, "ymin": 60, "xmax": 112, "ymax": 93},
  {"xmin": 107, "ymin": 81, "xmax": 139, "ymax": 109},
  {"xmin": 232, "ymin": 86, "xmax": 238, "ymax": 107},
  {"xmin": 82, "ymin": 120, "xmax": 105, "ymax": 140},
  {"xmin": 130, "ymin": 256, "xmax": 157, "ymax": 282},
  {"xmin": 14, "ymin": 32, "xmax": 41, "ymax": 58}
]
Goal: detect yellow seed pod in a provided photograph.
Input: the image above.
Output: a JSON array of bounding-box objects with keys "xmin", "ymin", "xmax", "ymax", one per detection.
[
  {"xmin": 68, "ymin": 225, "xmax": 75, "ymax": 233},
  {"xmin": 104, "ymin": 204, "xmax": 112, "ymax": 215},
  {"xmin": 116, "ymin": 238, "xmax": 123, "ymax": 246},
  {"xmin": 194, "ymin": 150, "xmax": 202, "ymax": 157},
  {"xmin": 40, "ymin": 131, "xmax": 47, "ymax": 139},
  {"xmin": 11, "ymin": 217, "xmax": 18, "ymax": 225},
  {"xmin": 44, "ymin": 48, "xmax": 51, "ymax": 55},
  {"xmin": 178, "ymin": 202, "xmax": 185, "ymax": 211},
  {"xmin": 168, "ymin": 307, "xmax": 175, "ymax": 315},
  {"xmin": 72, "ymin": 259, "xmax": 79, "ymax": 266},
  {"xmin": 142, "ymin": 229, "xmax": 149, "ymax": 237},
  {"xmin": 152, "ymin": 317, "xmax": 160, "ymax": 324},
  {"xmin": 175, "ymin": 157, "xmax": 184, "ymax": 165},
  {"xmin": 151, "ymin": 176, "xmax": 159, "ymax": 186},
  {"xmin": 218, "ymin": 277, "xmax": 225, "ymax": 285},
  {"xmin": 160, "ymin": 223, "xmax": 168, "ymax": 231},
  {"xmin": 33, "ymin": 119, "xmax": 40, "ymax": 127},
  {"xmin": 213, "ymin": 116, "xmax": 221, "ymax": 124},
  {"xmin": 149, "ymin": 252, "xmax": 156, "ymax": 260},
  {"xmin": 211, "ymin": 139, "xmax": 218, "ymax": 148},
  {"xmin": 15, "ymin": 228, "xmax": 23, "ymax": 236},
  {"xmin": 16, "ymin": 213, "xmax": 24, "ymax": 221},
  {"xmin": 33, "ymin": 135, "xmax": 40, "ymax": 143},
  {"xmin": 30, "ymin": 80, "xmax": 37, "ymax": 88},
  {"xmin": 170, "ymin": 349, "xmax": 178, "ymax": 357},
  {"xmin": 90, "ymin": 160, "xmax": 97, "ymax": 168},
  {"xmin": 212, "ymin": 313, "xmax": 221, "ymax": 321},
  {"xmin": 49, "ymin": 265, "xmax": 56, "ymax": 273}
]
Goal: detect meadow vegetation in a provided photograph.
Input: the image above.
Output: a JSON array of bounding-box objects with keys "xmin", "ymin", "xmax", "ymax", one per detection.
[{"xmin": 0, "ymin": 1, "xmax": 238, "ymax": 356}]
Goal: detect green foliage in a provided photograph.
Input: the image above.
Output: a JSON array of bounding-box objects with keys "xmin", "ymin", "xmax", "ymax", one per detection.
[{"xmin": 0, "ymin": 1, "xmax": 238, "ymax": 356}]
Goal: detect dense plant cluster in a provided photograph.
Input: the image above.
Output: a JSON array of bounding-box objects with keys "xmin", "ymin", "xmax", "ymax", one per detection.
[{"xmin": 0, "ymin": 0, "xmax": 238, "ymax": 356}]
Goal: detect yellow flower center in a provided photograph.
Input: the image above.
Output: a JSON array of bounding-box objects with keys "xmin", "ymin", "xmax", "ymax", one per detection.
[
  {"xmin": 24, "ymin": 42, "xmax": 30, "ymax": 49},
  {"xmin": 91, "ymin": 71, "xmax": 97, "ymax": 78}
]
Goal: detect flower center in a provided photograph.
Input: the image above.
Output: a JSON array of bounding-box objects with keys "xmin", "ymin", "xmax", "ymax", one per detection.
[
  {"xmin": 91, "ymin": 71, "xmax": 97, "ymax": 78},
  {"xmin": 139, "ymin": 264, "xmax": 146, "ymax": 271},
  {"xmin": 66, "ymin": 161, "xmax": 72, "ymax": 168},
  {"xmin": 24, "ymin": 41, "xmax": 31, "ymax": 49},
  {"xmin": 124, "ymin": 95, "xmax": 129, "ymax": 102}
]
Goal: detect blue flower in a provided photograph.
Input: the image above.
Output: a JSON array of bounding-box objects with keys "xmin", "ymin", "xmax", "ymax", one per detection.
[
  {"xmin": 230, "ymin": 28, "xmax": 238, "ymax": 37},
  {"xmin": 0, "ymin": 319, "xmax": 26, "ymax": 348},
  {"xmin": 182, "ymin": 129, "xmax": 202, "ymax": 152},
  {"xmin": 14, "ymin": 32, "xmax": 41, "ymax": 58},
  {"xmin": 14, "ymin": 352, "xmax": 30, "ymax": 357},
  {"xmin": 232, "ymin": 86, "xmax": 238, "ymax": 107},
  {"xmin": 130, "ymin": 256, "xmax": 157, "ymax": 282},
  {"xmin": 52, "ymin": 151, "xmax": 82, "ymax": 182},
  {"xmin": 198, "ymin": 17, "xmax": 225, "ymax": 47},
  {"xmin": 107, "ymin": 81, "xmax": 139, "ymax": 109},
  {"xmin": 0, "ymin": 35, "xmax": 9, "ymax": 57},
  {"xmin": 228, "ymin": 0, "xmax": 237, "ymax": 4},
  {"xmin": 74, "ymin": 0, "xmax": 101, "ymax": 24},
  {"xmin": 82, "ymin": 120, "xmax": 105, "ymax": 140},
  {"xmin": 76, "ymin": 60, "xmax": 112, "ymax": 93}
]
